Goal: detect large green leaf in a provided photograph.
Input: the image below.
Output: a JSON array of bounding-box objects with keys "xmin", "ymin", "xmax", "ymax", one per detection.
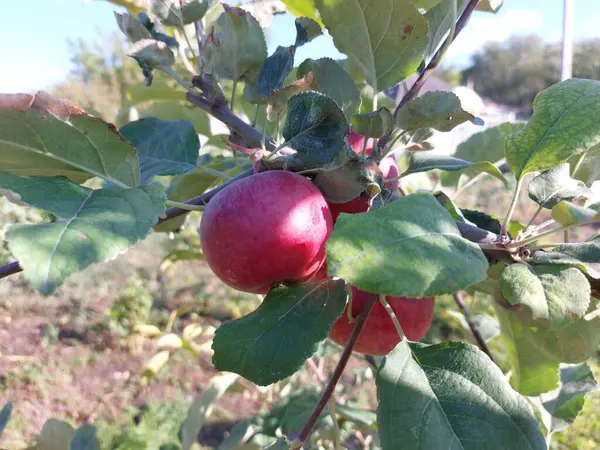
[
  {"xmin": 528, "ymin": 163, "xmax": 594, "ymax": 209},
  {"xmin": 396, "ymin": 91, "xmax": 479, "ymax": 132},
  {"xmin": 540, "ymin": 363, "xmax": 598, "ymax": 435},
  {"xmin": 572, "ymin": 142, "xmax": 600, "ymax": 185},
  {"xmin": 402, "ymin": 153, "xmax": 507, "ymax": 185},
  {"xmin": 351, "ymin": 107, "xmax": 393, "ymax": 138},
  {"xmin": 532, "ymin": 240, "xmax": 600, "ymax": 279},
  {"xmin": 505, "ymin": 79, "xmax": 600, "ymax": 180},
  {"xmin": 500, "ymin": 264, "xmax": 590, "ymax": 327},
  {"xmin": 209, "ymin": 5, "xmax": 267, "ymax": 81},
  {"xmin": 282, "ymin": 91, "xmax": 349, "ymax": 167},
  {"xmin": 440, "ymin": 122, "xmax": 520, "ymax": 188},
  {"xmin": 0, "ymin": 92, "xmax": 140, "ymax": 187},
  {"xmin": 326, "ymin": 192, "xmax": 489, "ymax": 297},
  {"xmin": 494, "ymin": 302, "xmax": 600, "ymax": 396},
  {"xmin": 376, "ymin": 340, "xmax": 546, "ymax": 450},
  {"xmin": 212, "ymin": 279, "xmax": 347, "ymax": 386},
  {"xmin": 119, "ymin": 118, "xmax": 198, "ymax": 184},
  {"xmin": 423, "ymin": 0, "xmax": 469, "ymax": 65},
  {"xmin": 314, "ymin": 0, "xmax": 428, "ymax": 93},
  {"xmin": 296, "ymin": 58, "xmax": 361, "ymax": 118},
  {"xmin": 1, "ymin": 174, "xmax": 166, "ymax": 295}
]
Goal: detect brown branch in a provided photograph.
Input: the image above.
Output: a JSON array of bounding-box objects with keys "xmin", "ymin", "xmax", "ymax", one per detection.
[
  {"xmin": 392, "ymin": 0, "xmax": 480, "ymax": 117},
  {"xmin": 453, "ymin": 291, "xmax": 495, "ymax": 362},
  {"xmin": 0, "ymin": 261, "xmax": 22, "ymax": 278},
  {"xmin": 290, "ymin": 293, "xmax": 377, "ymax": 450}
]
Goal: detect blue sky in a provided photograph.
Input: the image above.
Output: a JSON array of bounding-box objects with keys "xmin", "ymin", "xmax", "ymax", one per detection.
[{"xmin": 2, "ymin": 0, "xmax": 599, "ymax": 94}]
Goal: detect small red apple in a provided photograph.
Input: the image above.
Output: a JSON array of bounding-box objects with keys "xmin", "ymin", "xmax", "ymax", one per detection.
[
  {"xmin": 328, "ymin": 195, "xmax": 372, "ymax": 224},
  {"xmin": 199, "ymin": 170, "xmax": 333, "ymax": 294},
  {"xmin": 328, "ymin": 286, "xmax": 435, "ymax": 355}
]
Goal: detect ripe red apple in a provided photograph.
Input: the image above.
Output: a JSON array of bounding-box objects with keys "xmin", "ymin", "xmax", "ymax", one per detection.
[
  {"xmin": 199, "ymin": 170, "xmax": 333, "ymax": 294},
  {"xmin": 328, "ymin": 286, "xmax": 435, "ymax": 355},
  {"xmin": 328, "ymin": 195, "xmax": 372, "ymax": 224}
]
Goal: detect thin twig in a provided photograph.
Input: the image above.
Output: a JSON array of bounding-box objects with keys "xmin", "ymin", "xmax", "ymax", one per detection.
[
  {"xmin": 453, "ymin": 291, "xmax": 495, "ymax": 362},
  {"xmin": 290, "ymin": 294, "xmax": 377, "ymax": 450},
  {"xmin": 0, "ymin": 261, "xmax": 22, "ymax": 279}
]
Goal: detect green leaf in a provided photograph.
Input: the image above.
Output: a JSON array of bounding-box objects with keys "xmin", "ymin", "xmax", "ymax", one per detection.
[
  {"xmin": 461, "ymin": 209, "xmax": 502, "ymax": 234},
  {"xmin": 326, "ymin": 192, "xmax": 489, "ymax": 297},
  {"xmin": 295, "ymin": 17, "xmax": 322, "ymax": 46},
  {"xmin": 571, "ymin": 142, "xmax": 600, "ymax": 185},
  {"xmin": 433, "ymin": 191, "xmax": 470, "ymax": 223},
  {"xmin": 540, "ymin": 363, "xmax": 599, "ymax": 435},
  {"xmin": 258, "ymin": 46, "xmax": 296, "ymax": 97},
  {"xmin": 1, "ymin": 174, "xmax": 166, "ymax": 295},
  {"xmin": 0, "ymin": 402, "xmax": 12, "ymax": 438},
  {"xmin": 314, "ymin": 0, "xmax": 428, "ymax": 93},
  {"xmin": 120, "ymin": 118, "xmax": 198, "ymax": 184},
  {"xmin": 0, "ymin": 92, "xmax": 140, "ymax": 187},
  {"xmin": 181, "ymin": 373, "xmax": 239, "ymax": 450},
  {"xmin": 376, "ymin": 340, "xmax": 546, "ymax": 450},
  {"xmin": 528, "ymin": 163, "xmax": 594, "ymax": 210},
  {"xmin": 114, "ymin": 12, "xmax": 152, "ymax": 42},
  {"xmin": 209, "ymin": 5, "xmax": 267, "ymax": 81},
  {"xmin": 336, "ymin": 402, "xmax": 377, "ymax": 428},
  {"xmin": 396, "ymin": 91, "xmax": 479, "ymax": 132},
  {"xmin": 351, "ymin": 107, "xmax": 393, "ymax": 138},
  {"xmin": 263, "ymin": 438, "xmax": 290, "ymax": 449},
  {"xmin": 532, "ymin": 240, "xmax": 600, "ymax": 279},
  {"xmin": 500, "ymin": 264, "xmax": 591, "ymax": 327},
  {"xmin": 127, "ymin": 39, "xmax": 175, "ymax": 74},
  {"xmin": 150, "ymin": 0, "xmax": 209, "ymax": 27},
  {"xmin": 263, "ymin": 389, "xmax": 327, "ymax": 435},
  {"xmin": 70, "ymin": 424, "xmax": 100, "ymax": 450},
  {"xmin": 505, "ymin": 79, "xmax": 600, "ymax": 180},
  {"xmin": 412, "ymin": 0, "xmax": 441, "ymax": 9},
  {"xmin": 403, "ymin": 153, "xmax": 507, "ymax": 186},
  {"xmin": 551, "ymin": 201, "xmax": 600, "ymax": 226},
  {"xmin": 282, "ymin": 91, "xmax": 349, "ymax": 167},
  {"xmin": 212, "ymin": 279, "xmax": 347, "ymax": 386},
  {"xmin": 296, "ymin": 58, "xmax": 361, "ymax": 118},
  {"xmin": 423, "ymin": 0, "xmax": 469, "ymax": 65},
  {"xmin": 37, "ymin": 419, "xmax": 75, "ymax": 450},
  {"xmin": 476, "ymin": 0, "xmax": 503, "ymax": 12},
  {"xmin": 266, "ymin": 73, "xmax": 315, "ymax": 120},
  {"xmin": 440, "ymin": 122, "xmax": 520, "ymax": 188},
  {"xmin": 494, "ymin": 301, "xmax": 600, "ymax": 396},
  {"xmin": 137, "ymin": 100, "xmax": 211, "ymax": 136},
  {"xmin": 282, "ymin": 0, "xmax": 323, "ymax": 27}
]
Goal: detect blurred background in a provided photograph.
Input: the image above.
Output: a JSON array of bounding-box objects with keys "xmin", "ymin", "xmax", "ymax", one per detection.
[{"xmin": 1, "ymin": 1, "xmax": 600, "ymax": 449}]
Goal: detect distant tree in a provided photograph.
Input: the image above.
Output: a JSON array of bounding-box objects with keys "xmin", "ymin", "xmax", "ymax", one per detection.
[{"xmin": 462, "ymin": 35, "xmax": 600, "ymax": 109}]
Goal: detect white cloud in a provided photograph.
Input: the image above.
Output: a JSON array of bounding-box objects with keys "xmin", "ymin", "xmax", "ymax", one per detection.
[{"xmin": 444, "ymin": 9, "xmax": 544, "ymax": 67}]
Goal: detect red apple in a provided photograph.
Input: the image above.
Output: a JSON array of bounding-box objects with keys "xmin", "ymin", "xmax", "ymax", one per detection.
[
  {"xmin": 328, "ymin": 286, "xmax": 435, "ymax": 355},
  {"xmin": 199, "ymin": 170, "xmax": 333, "ymax": 294},
  {"xmin": 328, "ymin": 195, "xmax": 372, "ymax": 224}
]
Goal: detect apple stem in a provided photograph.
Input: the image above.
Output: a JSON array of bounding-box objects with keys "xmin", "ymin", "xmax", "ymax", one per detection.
[
  {"xmin": 453, "ymin": 291, "xmax": 495, "ymax": 363},
  {"xmin": 378, "ymin": 294, "xmax": 406, "ymax": 340},
  {"xmin": 290, "ymin": 293, "xmax": 377, "ymax": 450}
]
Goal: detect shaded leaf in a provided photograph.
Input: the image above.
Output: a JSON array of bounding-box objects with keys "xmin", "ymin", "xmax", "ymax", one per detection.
[
  {"xmin": 0, "ymin": 402, "xmax": 12, "ymax": 438},
  {"xmin": 114, "ymin": 12, "xmax": 151, "ymax": 42},
  {"xmin": 294, "ymin": 17, "xmax": 322, "ymax": 46},
  {"xmin": 314, "ymin": 0, "xmax": 428, "ymax": 93},
  {"xmin": 326, "ymin": 192, "xmax": 489, "ymax": 297},
  {"xmin": 0, "ymin": 91, "xmax": 139, "ymax": 186},
  {"xmin": 505, "ymin": 79, "xmax": 600, "ymax": 180},
  {"xmin": 500, "ymin": 264, "xmax": 591, "ymax": 326},
  {"xmin": 127, "ymin": 39, "xmax": 175, "ymax": 69},
  {"xmin": 314, "ymin": 159, "xmax": 381, "ymax": 203},
  {"xmin": 37, "ymin": 419, "xmax": 75, "ymax": 450},
  {"xmin": 433, "ymin": 191, "xmax": 470, "ymax": 223},
  {"xmin": 263, "ymin": 438, "xmax": 290, "ymax": 449},
  {"xmin": 532, "ymin": 239, "xmax": 600, "ymax": 279},
  {"xmin": 528, "ymin": 163, "xmax": 594, "ymax": 209},
  {"xmin": 282, "ymin": 91, "xmax": 349, "ymax": 167},
  {"xmin": 351, "ymin": 107, "xmax": 393, "ymax": 138},
  {"xmin": 150, "ymin": 0, "xmax": 209, "ymax": 26},
  {"xmin": 267, "ymin": 72, "xmax": 314, "ymax": 121},
  {"xmin": 0, "ymin": 174, "xmax": 166, "ymax": 294},
  {"xmin": 181, "ymin": 373, "xmax": 239, "ymax": 450},
  {"xmin": 551, "ymin": 201, "xmax": 600, "ymax": 226},
  {"xmin": 540, "ymin": 363, "xmax": 599, "ymax": 435},
  {"xmin": 70, "ymin": 424, "xmax": 100, "ymax": 450},
  {"xmin": 461, "ymin": 209, "xmax": 502, "ymax": 234},
  {"xmin": 120, "ymin": 118, "xmax": 199, "ymax": 184},
  {"xmin": 412, "ymin": 0, "xmax": 441, "ymax": 9},
  {"xmin": 209, "ymin": 5, "xmax": 267, "ymax": 81},
  {"xmin": 571, "ymin": 142, "xmax": 600, "ymax": 185},
  {"xmin": 212, "ymin": 279, "xmax": 347, "ymax": 386},
  {"xmin": 376, "ymin": 340, "xmax": 546, "ymax": 450},
  {"xmin": 296, "ymin": 58, "xmax": 361, "ymax": 117},
  {"xmin": 258, "ymin": 46, "xmax": 296, "ymax": 97},
  {"xmin": 396, "ymin": 91, "xmax": 479, "ymax": 132}
]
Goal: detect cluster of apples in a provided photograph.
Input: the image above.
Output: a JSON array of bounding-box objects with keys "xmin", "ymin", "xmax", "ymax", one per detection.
[{"xmin": 199, "ymin": 131, "xmax": 434, "ymax": 355}]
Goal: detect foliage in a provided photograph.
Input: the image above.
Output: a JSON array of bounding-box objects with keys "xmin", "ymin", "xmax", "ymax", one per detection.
[{"xmin": 2, "ymin": 0, "xmax": 600, "ymax": 448}]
